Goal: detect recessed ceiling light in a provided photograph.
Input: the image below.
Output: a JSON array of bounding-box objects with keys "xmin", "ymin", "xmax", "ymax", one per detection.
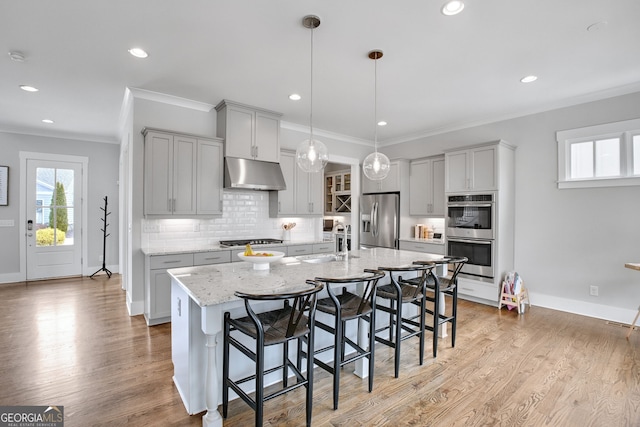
[
  {"xmin": 19, "ymin": 85, "xmax": 39, "ymax": 92},
  {"xmin": 289, "ymin": 94, "xmax": 301, "ymax": 101},
  {"xmin": 377, "ymin": 121, "xmax": 387, "ymax": 126},
  {"xmin": 8, "ymin": 51, "xmax": 25, "ymax": 62},
  {"xmin": 587, "ymin": 21, "xmax": 608, "ymax": 32},
  {"xmin": 520, "ymin": 75, "xmax": 538, "ymax": 83},
  {"xmin": 442, "ymin": 1, "xmax": 465, "ymax": 16},
  {"xmin": 42, "ymin": 119, "xmax": 54, "ymax": 124},
  {"xmin": 128, "ymin": 48, "xmax": 148, "ymax": 58}
]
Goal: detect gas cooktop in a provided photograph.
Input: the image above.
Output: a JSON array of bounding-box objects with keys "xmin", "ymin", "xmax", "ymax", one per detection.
[{"xmin": 218, "ymin": 238, "xmax": 284, "ymax": 248}]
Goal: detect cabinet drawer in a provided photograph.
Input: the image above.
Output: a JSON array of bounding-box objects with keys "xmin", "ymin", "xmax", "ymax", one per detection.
[
  {"xmin": 313, "ymin": 243, "xmax": 334, "ymax": 254},
  {"xmin": 193, "ymin": 251, "xmax": 231, "ymax": 266},
  {"xmin": 287, "ymin": 245, "xmax": 313, "ymax": 256},
  {"xmin": 457, "ymin": 278, "xmax": 498, "ymax": 301},
  {"xmin": 149, "ymin": 253, "xmax": 193, "ymax": 269},
  {"xmin": 399, "ymin": 241, "xmax": 445, "ymax": 255}
]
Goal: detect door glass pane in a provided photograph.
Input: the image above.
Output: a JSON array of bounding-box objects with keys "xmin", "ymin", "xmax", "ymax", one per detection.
[
  {"xmin": 570, "ymin": 141, "xmax": 593, "ymax": 179},
  {"xmin": 634, "ymin": 135, "xmax": 640, "ymax": 176},
  {"xmin": 35, "ymin": 167, "xmax": 74, "ymax": 247},
  {"xmin": 595, "ymin": 138, "xmax": 620, "ymax": 177}
]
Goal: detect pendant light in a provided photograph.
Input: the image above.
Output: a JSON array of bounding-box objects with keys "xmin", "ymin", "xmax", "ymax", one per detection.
[
  {"xmin": 296, "ymin": 15, "xmax": 328, "ymax": 173},
  {"xmin": 363, "ymin": 50, "xmax": 390, "ymax": 181}
]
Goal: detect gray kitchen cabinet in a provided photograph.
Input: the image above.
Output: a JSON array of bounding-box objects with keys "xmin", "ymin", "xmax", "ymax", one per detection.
[
  {"xmin": 445, "ymin": 144, "xmax": 498, "ymax": 193},
  {"xmin": 196, "ymin": 139, "xmax": 224, "ymax": 215},
  {"xmin": 143, "ymin": 128, "xmax": 223, "ymax": 217},
  {"xmin": 399, "ymin": 240, "xmax": 445, "ymax": 255},
  {"xmin": 193, "ymin": 250, "xmax": 231, "ymax": 266},
  {"xmin": 287, "ymin": 244, "xmax": 313, "ymax": 257},
  {"xmin": 362, "ymin": 160, "xmax": 406, "ymax": 193},
  {"xmin": 143, "ymin": 129, "xmax": 197, "ymax": 215},
  {"xmin": 270, "ymin": 150, "xmax": 323, "ymax": 217},
  {"xmin": 312, "ymin": 242, "xmax": 334, "ymax": 254},
  {"xmin": 145, "ymin": 253, "xmax": 194, "ymax": 325},
  {"xmin": 409, "ymin": 156, "xmax": 445, "ymax": 216},
  {"xmin": 215, "ymin": 99, "xmax": 282, "ymax": 163}
]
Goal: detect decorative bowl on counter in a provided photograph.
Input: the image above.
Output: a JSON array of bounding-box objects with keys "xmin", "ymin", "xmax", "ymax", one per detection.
[{"xmin": 237, "ymin": 251, "xmax": 285, "ymax": 270}]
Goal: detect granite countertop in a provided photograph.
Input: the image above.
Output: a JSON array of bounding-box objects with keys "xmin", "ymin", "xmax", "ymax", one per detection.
[
  {"xmin": 168, "ymin": 247, "xmax": 445, "ymax": 307},
  {"xmin": 399, "ymin": 237, "xmax": 445, "ymax": 245},
  {"xmin": 141, "ymin": 239, "xmax": 328, "ymax": 256}
]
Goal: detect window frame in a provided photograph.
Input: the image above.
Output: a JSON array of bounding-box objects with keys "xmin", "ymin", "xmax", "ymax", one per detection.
[{"xmin": 557, "ymin": 118, "xmax": 640, "ymax": 189}]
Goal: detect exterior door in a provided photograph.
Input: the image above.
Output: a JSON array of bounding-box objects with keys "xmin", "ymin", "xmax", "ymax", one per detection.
[{"xmin": 26, "ymin": 159, "xmax": 83, "ymax": 280}]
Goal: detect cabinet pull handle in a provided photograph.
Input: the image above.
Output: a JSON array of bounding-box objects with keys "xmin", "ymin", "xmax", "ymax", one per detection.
[
  {"xmin": 168, "ymin": 199, "xmax": 171, "ymax": 212},
  {"xmin": 177, "ymin": 297, "xmax": 181, "ymax": 317},
  {"xmin": 163, "ymin": 260, "xmax": 181, "ymax": 264},
  {"xmin": 255, "ymin": 146, "xmax": 258, "ymax": 158},
  {"xmin": 278, "ymin": 201, "xmax": 281, "ymax": 213}
]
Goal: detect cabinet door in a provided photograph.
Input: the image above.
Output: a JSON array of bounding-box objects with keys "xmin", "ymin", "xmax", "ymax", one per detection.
[
  {"xmin": 144, "ymin": 132, "xmax": 173, "ymax": 215},
  {"xmin": 470, "ymin": 146, "xmax": 497, "ymax": 191},
  {"xmin": 308, "ymin": 170, "xmax": 323, "ymax": 214},
  {"xmin": 255, "ymin": 112, "xmax": 280, "ymax": 162},
  {"xmin": 362, "ymin": 174, "xmax": 379, "ymax": 193},
  {"xmin": 277, "ymin": 152, "xmax": 296, "ymax": 215},
  {"xmin": 431, "ymin": 157, "xmax": 445, "ymax": 215},
  {"xmin": 150, "ymin": 269, "xmax": 173, "ymax": 321},
  {"xmin": 224, "ymin": 105, "xmax": 255, "ymax": 159},
  {"xmin": 445, "ymin": 151, "xmax": 469, "ymax": 193},
  {"xmin": 172, "ymin": 135, "xmax": 197, "ymax": 215},
  {"xmin": 295, "ymin": 168, "xmax": 311, "ymax": 214},
  {"xmin": 409, "ymin": 159, "xmax": 430, "ymax": 215},
  {"xmin": 196, "ymin": 139, "xmax": 224, "ymax": 215},
  {"xmin": 381, "ymin": 161, "xmax": 400, "ymax": 192}
]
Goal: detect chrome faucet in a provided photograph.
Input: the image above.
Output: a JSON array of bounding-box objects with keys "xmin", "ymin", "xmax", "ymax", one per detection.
[{"xmin": 333, "ymin": 221, "xmax": 348, "ymax": 260}]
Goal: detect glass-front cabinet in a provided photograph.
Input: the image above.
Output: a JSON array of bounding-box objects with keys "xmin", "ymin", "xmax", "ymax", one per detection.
[{"xmin": 324, "ymin": 170, "xmax": 351, "ymax": 214}]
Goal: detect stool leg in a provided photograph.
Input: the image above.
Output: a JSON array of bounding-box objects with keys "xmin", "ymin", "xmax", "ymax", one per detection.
[
  {"xmin": 394, "ymin": 300, "xmax": 402, "ymax": 378},
  {"xmin": 627, "ymin": 308, "xmax": 640, "ymax": 339},
  {"xmin": 222, "ymin": 313, "xmax": 230, "ymax": 418},
  {"xmin": 451, "ymin": 287, "xmax": 457, "ymax": 348},
  {"xmin": 306, "ymin": 324, "xmax": 315, "ymax": 426},
  {"xmin": 256, "ymin": 338, "xmax": 264, "ymax": 427},
  {"xmin": 282, "ymin": 340, "xmax": 289, "ymax": 388},
  {"xmin": 432, "ymin": 283, "xmax": 439, "ymax": 358},
  {"xmin": 368, "ymin": 309, "xmax": 375, "ymax": 392},
  {"xmin": 332, "ymin": 315, "xmax": 342, "ymax": 410}
]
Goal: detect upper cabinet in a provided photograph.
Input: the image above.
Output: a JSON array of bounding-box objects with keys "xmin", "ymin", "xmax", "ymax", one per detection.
[
  {"xmin": 324, "ymin": 170, "xmax": 352, "ymax": 214},
  {"xmin": 215, "ymin": 100, "xmax": 282, "ymax": 163},
  {"xmin": 409, "ymin": 156, "xmax": 445, "ymax": 216},
  {"xmin": 362, "ymin": 160, "xmax": 405, "ymax": 193},
  {"xmin": 270, "ymin": 151, "xmax": 322, "ymax": 217},
  {"xmin": 143, "ymin": 128, "xmax": 223, "ymax": 216},
  {"xmin": 444, "ymin": 141, "xmax": 515, "ymax": 193}
]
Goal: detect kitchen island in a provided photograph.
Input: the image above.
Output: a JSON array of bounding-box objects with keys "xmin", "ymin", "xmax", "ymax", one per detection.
[{"xmin": 169, "ymin": 247, "xmax": 445, "ymax": 427}]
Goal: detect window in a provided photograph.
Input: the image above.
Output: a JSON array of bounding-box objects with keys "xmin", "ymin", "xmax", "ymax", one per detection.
[{"xmin": 557, "ymin": 118, "xmax": 640, "ymax": 189}]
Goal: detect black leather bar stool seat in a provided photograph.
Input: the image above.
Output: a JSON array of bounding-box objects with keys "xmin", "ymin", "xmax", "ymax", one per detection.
[
  {"xmin": 222, "ymin": 280, "xmax": 324, "ymax": 427},
  {"xmin": 374, "ymin": 264, "xmax": 436, "ymax": 378},
  {"xmin": 312, "ymin": 269, "xmax": 385, "ymax": 410},
  {"xmin": 410, "ymin": 256, "xmax": 468, "ymax": 357}
]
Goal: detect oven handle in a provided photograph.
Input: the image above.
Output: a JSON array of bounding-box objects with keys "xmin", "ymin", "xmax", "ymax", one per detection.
[
  {"xmin": 447, "ymin": 203, "xmax": 493, "ymax": 208},
  {"xmin": 447, "ymin": 238, "xmax": 493, "ymax": 245}
]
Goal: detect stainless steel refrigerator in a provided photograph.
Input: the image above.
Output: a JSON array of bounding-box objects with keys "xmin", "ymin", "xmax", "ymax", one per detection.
[{"xmin": 360, "ymin": 192, "xmax": 400, "ymax": 249}]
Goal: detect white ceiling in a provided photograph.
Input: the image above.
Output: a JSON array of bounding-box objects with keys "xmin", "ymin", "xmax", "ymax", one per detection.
[{"xmin": 2, "ymin": 0, "xmax": 640, "ymax": 145}]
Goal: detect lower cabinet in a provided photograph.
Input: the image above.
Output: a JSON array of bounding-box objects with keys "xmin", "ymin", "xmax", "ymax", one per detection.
[
  {"xmin": 399, "ymin": 240, "xmax": 445, "ymax": 255},
  {"xmin": 145, "ymin": 253, "xmax": 194, "ymax": 326},
  {"xmin": 312, "ymin": 242, "xmax": 334, "ymax": 254},
  {"xmin": 171, "ymin": 279, "xmax": 206, "ymax": 414},
  {"xmin": 456, "ymin": 277, "xmax": 499, "ymax": 302}
]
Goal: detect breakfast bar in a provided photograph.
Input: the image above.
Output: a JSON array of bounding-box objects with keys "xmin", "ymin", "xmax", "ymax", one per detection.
[{"xmin": 168, "ymin": 247, "xmax": 445, "ymax": 427}]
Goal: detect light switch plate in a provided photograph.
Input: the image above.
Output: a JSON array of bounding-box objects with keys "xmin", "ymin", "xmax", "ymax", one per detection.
[{"xmin": 0, "ymin": 219, "xmax": 15, "ymax": 227}]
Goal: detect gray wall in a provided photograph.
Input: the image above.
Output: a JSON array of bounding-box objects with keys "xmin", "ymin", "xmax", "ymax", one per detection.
[
  {"xmin": 384, "ymin": 91, "xmax": 640, "ymax": 320},
  {"xmin": 0, "ymin": 131, "xmax": 120, "ymax": 281}
]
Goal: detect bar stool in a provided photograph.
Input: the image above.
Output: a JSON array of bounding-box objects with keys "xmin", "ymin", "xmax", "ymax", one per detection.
[
  {"xmin": 222, "ymin": 280, "xmax": 324, "ymax": 427},
  {"xmin": 412, "ymin": 256, "xmax": 468, "ymax": 357},
  {"xmin": 311, "ymin": 269, "xmax": 386, "ymax": 409},
  {"xmin": 374, "ymin": 264, "xmax": 435, "ymax": 378}
]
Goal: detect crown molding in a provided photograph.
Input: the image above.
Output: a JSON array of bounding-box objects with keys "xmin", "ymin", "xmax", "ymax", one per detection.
[
  {"xmin": 128, "ymin": 87, "xmax": 215, "ymax": 112},
  {"xmin": 280, "ymin": 121, "xmax": 372, "ymax": 147}
]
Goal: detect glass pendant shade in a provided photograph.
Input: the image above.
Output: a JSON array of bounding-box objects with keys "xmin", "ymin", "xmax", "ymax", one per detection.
[
  {"xmin": 296, "ymin": 138, "xmax": 328, "ymax": 173},
  {"xmin": 363, "ymin": 151, "xmax": 390, "ymax": 180}
]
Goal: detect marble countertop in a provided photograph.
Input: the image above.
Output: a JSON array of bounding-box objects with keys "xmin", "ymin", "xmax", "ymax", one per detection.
[
  {"xmin": 168, "ymin": 247, "xmax": 445, "ymax": 308},
  {"xmin": 141, "ymin": 239, "xmax": 328, "ymax": 256}
]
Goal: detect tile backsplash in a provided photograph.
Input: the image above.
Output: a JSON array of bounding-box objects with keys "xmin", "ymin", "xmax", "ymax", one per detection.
[{"xmin": 142, "ymin": 190, "xmax": 321, "ymax": 249}]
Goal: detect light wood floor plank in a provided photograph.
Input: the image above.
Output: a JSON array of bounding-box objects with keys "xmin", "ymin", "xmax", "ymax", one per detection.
[{"xmin": 1, "ymin": 275, "xmax": 640, "ymax": 426}]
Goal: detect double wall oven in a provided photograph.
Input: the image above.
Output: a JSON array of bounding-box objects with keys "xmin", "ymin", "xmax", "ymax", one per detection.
[{"xmin": 446, "ymin": 193, "xmax": 495, "ymax": 282}]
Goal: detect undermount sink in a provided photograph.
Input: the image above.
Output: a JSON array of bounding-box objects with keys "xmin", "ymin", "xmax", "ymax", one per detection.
[
  {"xmin": 300, "ymin": 254, "xmax": 339, "ymax": 264},
  {"xmin": 298, "ymin": 254, "xmax": 359, "ymax": 264}
]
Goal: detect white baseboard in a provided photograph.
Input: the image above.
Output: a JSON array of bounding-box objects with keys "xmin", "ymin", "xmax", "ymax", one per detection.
[
  {"xmin": 127, "ymin": 298, "xmax": 144, "ymax": 316},
  {"xmin": 0, "ymin": 272, "xmax": 25, "ymax": 284},
  {"xmin": 528, "ymin": 291, "xmax": 637, "ymax": 325}
]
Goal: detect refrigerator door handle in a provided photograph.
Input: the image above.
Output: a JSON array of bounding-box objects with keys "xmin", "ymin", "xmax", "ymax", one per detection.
[{"xmin": 372, "ymin": 201, "xmax": 379, "ymax": 237}]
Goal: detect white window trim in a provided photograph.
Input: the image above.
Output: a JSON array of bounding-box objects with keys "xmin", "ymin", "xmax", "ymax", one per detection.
[{"xmin": 557, "ymin": 118, "xmax": 640, "ymax": 189}]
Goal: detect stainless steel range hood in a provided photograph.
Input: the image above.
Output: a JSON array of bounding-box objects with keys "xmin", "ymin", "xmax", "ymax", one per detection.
[{"xmin": 224, "ymin": 157, "xmax": 286, "ymax": 191}]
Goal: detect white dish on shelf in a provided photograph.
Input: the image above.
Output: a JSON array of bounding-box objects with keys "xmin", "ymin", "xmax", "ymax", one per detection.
[{"xmin": 237, "ymin": 251, "xmax": 285, "ymax": 270}]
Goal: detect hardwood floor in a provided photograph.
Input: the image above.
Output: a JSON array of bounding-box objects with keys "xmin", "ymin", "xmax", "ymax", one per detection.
[{"xmin": 1, "ymin": 275, "xmax": 639, "ymax": 426}]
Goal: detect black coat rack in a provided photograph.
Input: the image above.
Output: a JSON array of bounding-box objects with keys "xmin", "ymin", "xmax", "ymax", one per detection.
[{"xmin": 91, "ymin": 196, "xmax": 112, "ymax": 278}]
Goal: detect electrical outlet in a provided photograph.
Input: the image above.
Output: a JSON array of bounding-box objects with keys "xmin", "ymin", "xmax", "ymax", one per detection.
[
  {"xmin": 193, "ymin": 223, "xmax": 200, "ymax": 232},
  {"xmin": 590, "ymin": 285, "xmax": 599, "ymax": 296}
]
